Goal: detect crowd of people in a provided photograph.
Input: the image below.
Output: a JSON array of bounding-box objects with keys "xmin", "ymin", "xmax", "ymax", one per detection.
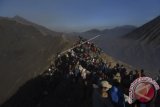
[{"xmin": 45, "ymin": 37, "xmax": 160, "ymax": 107}]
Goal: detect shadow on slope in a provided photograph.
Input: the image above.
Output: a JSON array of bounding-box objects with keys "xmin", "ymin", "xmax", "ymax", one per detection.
[{"xmin": 1, "ymin": 71, "xmax": 92, "ymax": 107}]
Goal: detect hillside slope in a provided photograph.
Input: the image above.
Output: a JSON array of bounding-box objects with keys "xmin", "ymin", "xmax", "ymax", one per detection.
[
  {"xmin": 0, "ymin": 18, "xmax": 73, "ymax": 104},
  {"xmin": 125, "ymin": 16, "xmax": 160, "ymax": 46}
]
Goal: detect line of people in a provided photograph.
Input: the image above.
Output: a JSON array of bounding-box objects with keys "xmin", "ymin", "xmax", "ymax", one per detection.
[{"xmin": 46, "ymin": 37, "xmax": 160, "ymax": 107}]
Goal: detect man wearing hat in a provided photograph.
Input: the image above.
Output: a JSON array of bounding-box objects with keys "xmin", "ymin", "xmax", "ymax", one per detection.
[{"xmin": 92, "ymin": 80, "xmax": 114, "ymax": 107}]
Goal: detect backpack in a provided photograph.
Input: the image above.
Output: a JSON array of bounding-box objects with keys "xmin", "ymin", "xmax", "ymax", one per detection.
[
  {"xmin": 110, "ymin": 86, "xmax": 119, "ymax": 103},
  {"xmin": 110, "ymin": 86, "xmax": 125, "ymax": 107}
]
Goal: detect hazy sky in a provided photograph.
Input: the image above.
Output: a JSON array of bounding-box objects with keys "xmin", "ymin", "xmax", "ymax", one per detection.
[{"xmin": 0, "ymin": 0, "xmax": 160, "ymax": 32}]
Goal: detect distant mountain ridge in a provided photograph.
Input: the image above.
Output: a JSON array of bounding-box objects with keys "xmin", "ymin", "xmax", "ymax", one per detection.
[
  {"xmin": 12, "ymin": 15, "xmax": 58, "ymax": 36},
  {"xmin": 82, "ymin": 25, "xmax": 136, "ymax": 38}
]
